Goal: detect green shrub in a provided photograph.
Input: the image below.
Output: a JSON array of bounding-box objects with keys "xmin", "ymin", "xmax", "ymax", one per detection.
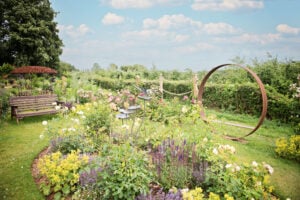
[
  {"xmin": 275, "ymin": 135, "xmax": 300, "ymax": 162},
  {"xmin": 0, "ymin": 63, "xmax": 14, "ymax": 76},
  {"xmin": 0, "ymin": 88, "xmax": 10, "ymax": 119},
  {"xmin": 38, "ymin": 150, "xmax": 89, "ymax": 198},
  {"xmin": 204, "ymin": 158, "xmax": 275, "ymax": 199},
  {"xmin": 84, "ymin": 102, "xmax": 111, "ymax": 134},
  {"xmin": 96, "ymin": 143, "xmax": 153, "ymax": 200}
]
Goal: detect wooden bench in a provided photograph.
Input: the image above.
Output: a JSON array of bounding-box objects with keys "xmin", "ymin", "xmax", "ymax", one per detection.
[{"xmin": 10, "ymin": 94, "xmax": 63, "ymax": 123}]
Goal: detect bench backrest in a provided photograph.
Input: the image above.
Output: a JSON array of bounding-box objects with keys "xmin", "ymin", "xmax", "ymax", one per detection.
[{"xmin": 10, "ymin": 95, "xmax": 58, "ymax": 112}]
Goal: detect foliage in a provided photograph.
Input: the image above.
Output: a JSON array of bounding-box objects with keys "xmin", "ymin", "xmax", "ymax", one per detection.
[
  {"xmin": 182, "ymin": 187, "xmax": 204, "ymax": 200},
  {"xmin": 182, "ymin": 187, "xmax": 235, "ymax": 200},
  {"xmin": 37, "ymin": 150, "xmax": 89, "ymax": 198},
  {"xmin": 92, "ymin": 143, "xmax": 154, "ymax": 200},
  {"xmin": 57, "ymin": 61, "xmax": 77, "ymax": 76},
  {"xmin": 204, "ymin": 150, "xmax": 276, "ymax": 199},
  {"xmin": 83, "ymin": 101, "xmax": 112, "ymax": 134},
  {"xmin": 151, "ymin": 139, "xmax": 193, "ymax": 190},
  {"xmin": 275, "ymin": 135, "xmax": 300, "ymax": 162},
  {"xmin": 107, "ymin": 89, "xmax": 137, "ymax": 110},
  {"xmin": 0, "ymin": 0, "xmax": 63, "ymax": 68},
  {"xmin": 46, "ymin": 103, "xmax": 109, "ymax": 154},
  {"xmin": 0, "ymin": 88, "xmax": 10, "ymax": 119},
  {"xmin": 252, "ymin": 59, "xmax": 300, "ymax": 96},
  {"xmin": 0, "ymin": 63, "xmax": 14, "ymax": 76}
]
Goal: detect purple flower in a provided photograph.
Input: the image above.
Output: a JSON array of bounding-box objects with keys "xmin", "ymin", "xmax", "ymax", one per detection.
[{"xmin": 79, "ymin": 167, "xmax": 102, "ymax": 187}]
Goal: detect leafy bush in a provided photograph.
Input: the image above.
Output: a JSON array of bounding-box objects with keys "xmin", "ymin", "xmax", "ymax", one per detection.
[
  {"xmin": 37, "ymin": 150, "xmax": 89, "ymax": 199},
  {"xmin": 151, "ymin": 139, "xmax": 193, "ymax": 190},
  {"xmin": 0, "ymin": 88, "xmax": 10, "ymax": 119},
  {"xmin": 94, "ymin": 143, "xmax": 153, "ymax": 200},
  {"xmin": 84, "ymin": 102, "xmax": 111, "ymax": 134},
  {"xmin": 0, "ymin": 63, "xmax": 14, "ymax": 76},
  {"xmin": 275, "ymin": 135, "xmax": 300, "ymax": 162},
  {"xmin": 204, "ymin": 155, "xmax": 276, "ymax": 199}
]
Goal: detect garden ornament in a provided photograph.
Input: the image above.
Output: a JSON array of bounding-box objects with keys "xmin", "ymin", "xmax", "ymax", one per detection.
[{"xmin": 198, "ymin": 63, "xmax": 268, "ymax": 141}]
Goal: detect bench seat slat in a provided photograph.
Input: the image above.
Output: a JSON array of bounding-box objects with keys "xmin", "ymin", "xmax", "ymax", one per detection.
[{"xmin": 9, "ymin": 94, "xmax": 62, "ymax": 123}]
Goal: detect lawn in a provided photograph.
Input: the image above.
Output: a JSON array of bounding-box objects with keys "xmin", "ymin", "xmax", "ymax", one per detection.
[
  {"xmin": 0, "ymin": 109, "xmax": 299, "ymax": 199},
  {"xmin": 0, "ymin": 116, "xmax": 53, "ymax": 200}
]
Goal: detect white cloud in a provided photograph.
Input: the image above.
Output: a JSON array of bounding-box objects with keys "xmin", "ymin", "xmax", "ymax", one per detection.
[
  {"xmin": 105, "ymin": 0, "xmax": 185, "ymax": 9},
  {"xmin": 276, "ymin": 24, "xmax": 300, "ymax": 35},
  {"xmin": 143, "ymin": 14, "xmax": 202, "ymax": 30},
  {"xmin": 192, "ymin": 0, "xmax": 264, "ymax": 11},
  {"xmin": 237, "ymin": 33, "xmax": 281, "ymax": 44},
  {"xmin": 176, "ymin": 42, "xmax": 215, "ymax": 53},
  {"xmin": 108, "ymin": 0, "xmax": 152, "ymax": 9},
  {"xmin": 203, "ymin": 22, "xmax": 240, "ymax": 35},
  {"xmin": 58, "ymin": 24, "xmax": 91, "ymax": 38},
  {"xmin": 123, "ymin": 29, "xmax": 188, "ymax": 44},
  {"xmin": 124, "ymin": 29, "xmax": 169, "ymax": 39},
  {"xmin": 215, "ymin": 33, "xmax": 281, "ymax": 45},
  {"xmin": 175, "ymin": 34, "xmax": 189, "ymax": 42},
  {"xmin": 102, "ymin": 12, "xmax": 125, "ymax": 25}
]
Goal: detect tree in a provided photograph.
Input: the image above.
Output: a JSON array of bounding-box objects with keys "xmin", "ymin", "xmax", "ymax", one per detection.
[
  {"xmin": 92, "ymin": 62, "xmax": 102, "ymax": 71},
  {"xmin": 58, "ymin": 61, "xmax": 77, "ymax": 75},
  {"xmin": 0, "ymin": 0, "xmax": 63, "ymax": 69}
]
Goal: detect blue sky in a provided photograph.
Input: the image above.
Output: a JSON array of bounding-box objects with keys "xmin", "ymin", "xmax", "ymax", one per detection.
[{"xmin": 50, "ymin": 0, "xmax": 300, "ymax": 71}]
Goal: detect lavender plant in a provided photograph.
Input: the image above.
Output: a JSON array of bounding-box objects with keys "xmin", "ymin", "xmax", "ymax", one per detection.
[{"xmin": 151, "ymin": 138, "xmax": 194, "ymax": 190}]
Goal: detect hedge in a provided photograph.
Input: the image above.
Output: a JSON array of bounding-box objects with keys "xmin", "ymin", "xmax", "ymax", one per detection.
[{"xmin": 92, "ymin": 77, "xmax": 299, "ymax": 128}]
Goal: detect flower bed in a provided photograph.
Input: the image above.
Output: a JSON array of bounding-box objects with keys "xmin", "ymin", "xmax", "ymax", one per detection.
[{"xmin": 35, "ymin": 94, "xmax": 278, "ymax": 200}]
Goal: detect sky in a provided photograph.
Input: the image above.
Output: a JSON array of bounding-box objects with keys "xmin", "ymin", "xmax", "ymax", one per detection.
[{"xmin": 50, "ymin": 0, "xmax": 300, "ymax": 71}]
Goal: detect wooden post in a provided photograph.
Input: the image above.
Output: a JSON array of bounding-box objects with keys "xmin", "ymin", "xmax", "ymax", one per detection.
[
  {"xmin": 159, "ymin": 74, "xmax": 163, "ymax": 100},
  {"xmin": 193, "ymin": 73, "xmax": 198, "ymax": 99}
]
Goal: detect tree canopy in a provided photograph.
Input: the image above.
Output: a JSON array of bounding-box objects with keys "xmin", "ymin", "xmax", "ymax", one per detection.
[{"xmin": 0, "ymin": 0, "xmax": 63, "ymax": 69}]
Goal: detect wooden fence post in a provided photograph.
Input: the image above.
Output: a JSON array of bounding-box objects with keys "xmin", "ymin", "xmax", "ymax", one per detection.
[
  {"xmin": 193, "ymin": 73, "xmax": 198, "ymax": 99},
  {"xmin": 159, "ymin": 74, "xmax": 164, "ymax": 100}
]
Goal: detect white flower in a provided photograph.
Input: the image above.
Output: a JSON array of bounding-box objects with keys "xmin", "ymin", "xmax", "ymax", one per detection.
[
  {"xmin": 235, "ymin": 165, "xmax": 241, "ymax": 171},
  {"xmin": 256, "ymin": 181, "xmax": 262, "ymax": 186},
  {"xmin": 181, "ymin": 106, "xmax": 188, "ymax": 113},
  {"xmin": 77, "ymin": 111, "xmax": 84, "ymax": 115},
  {"xmin": 68, "ymin": 127, "xmax": 76, "ymax": 132},
  {"xmin": 219, "ymin": 144, "xmax": 236, "ymax": 154},
  {"xmin": 55, "ymin": 105, "xmax": 61, "ymax": 110},
  {"xmin": 122, "ymin": 124, "xmax": 130, "ymax": 130},
  {"xmin": 252, "ymin": 161, "xmax": 258, "ymax": 167},
  {"xmin": 42, "ymin": 121, "xmax": 47, "ymax": 126},
  {"xmin": 39, "ymin": 134, "xmax": 44, "ymax": 139},
  {"xmin": 263, "ymin": 163, "xmax": 274, "ymax": 174},
  {"xmin": 71, "ymin": 106, "xmax": 76, "ymax": 111},
  {"xmin": 203, "ymin": 137, "xmax": 208, "ymax": 143},
  {"xmin": 180, "ymin": 188, "xmax": 189, "ymax": 194},
  {"xmin": 81, "ymin": 115, "xmax": 86, "ymax": 119},
  {"xmin": 225, "ymin": 163, "xmax": 232, "ymax": 168},
  {"xmin": 213, "ymin": 148, "xmax": 218, "ymax": 155}
]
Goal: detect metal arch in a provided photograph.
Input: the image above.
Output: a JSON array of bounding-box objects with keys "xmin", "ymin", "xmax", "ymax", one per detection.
[{"xmin": 197, "ymin": 63, "xmax": 268, "ymax": 140}]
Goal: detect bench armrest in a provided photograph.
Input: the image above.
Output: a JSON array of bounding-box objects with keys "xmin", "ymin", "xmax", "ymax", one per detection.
[
  {"xmin": 56, "ymin": 101, "xmax": 65, "ymax": 106},
  {"xmin": 11, "ymin": 105, "xmax": 19, "ymax": 117}
]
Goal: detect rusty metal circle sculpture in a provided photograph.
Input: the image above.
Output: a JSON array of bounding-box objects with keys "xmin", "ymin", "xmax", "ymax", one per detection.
[{"xmin": 197, "ymin": 63, "xmax": 268, "ymax": 140}]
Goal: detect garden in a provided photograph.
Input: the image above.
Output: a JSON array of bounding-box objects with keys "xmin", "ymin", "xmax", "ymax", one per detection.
[{"xmin": 0, "ymin": 60, "xmax": 300, "ymax": 200}]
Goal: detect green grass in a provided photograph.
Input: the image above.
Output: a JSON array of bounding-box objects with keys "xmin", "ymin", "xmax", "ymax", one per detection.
[
  {"xmin": 205, "ymin": 110, "xmax": 300, "ymax": 199},
  {"xmin": 0, "ymin": 116, "xmax": 54, "ymax": 200},
  {"xmin": 0, "ymin": 110, "xmax": 299, "ymax": 199}
]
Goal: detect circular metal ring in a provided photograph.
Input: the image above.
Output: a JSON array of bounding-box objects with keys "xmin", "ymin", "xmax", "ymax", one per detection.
[{"xmin": 197, "ymin": 63, "xmax": 268, "ymax": 140}]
